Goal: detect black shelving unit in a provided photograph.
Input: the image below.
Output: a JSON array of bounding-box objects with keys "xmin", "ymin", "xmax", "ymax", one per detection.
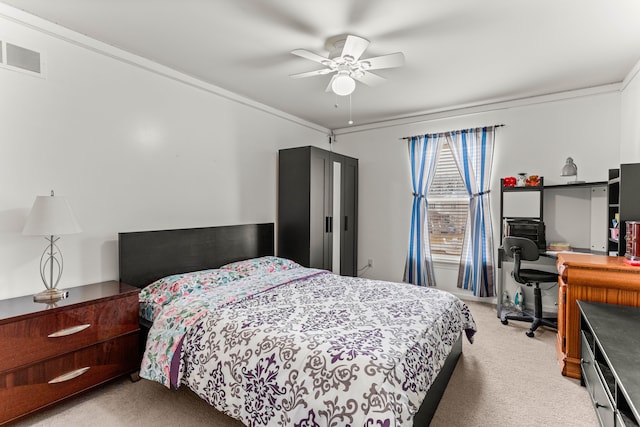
[
  {"xmin": 608, "ymin": 168, "xmax": 620, "ymax": 255},
  {"xmin": 609, "ymin": 163, "xmax": 640, "ymax": 257},
  {"xmin": 499, "ymin": 177, "xmax": 545, "ymax": 248},
  {"xmin": 497, "ymin": 177, "xmax": 545, "ymax": 320}
]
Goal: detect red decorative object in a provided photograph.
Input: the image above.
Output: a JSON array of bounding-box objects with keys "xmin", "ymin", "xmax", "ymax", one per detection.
[
  {"xmin": 503, "ymin": 176, "xmax": 516, "ymax": 187},
  {"xmin": 624, "ymin": 258, "xmax": 640, "ymax": 266},
  {"xmin": 526, "ymin": 175, "xmax": 540, "ymax": 186},
  {"xmin": 626, "ymin": 221, "xmax": 640, "ymax": 264}
]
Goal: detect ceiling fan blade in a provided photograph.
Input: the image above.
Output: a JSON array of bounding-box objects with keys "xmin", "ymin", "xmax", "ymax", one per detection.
[
  {"xmin": 290, "ymin": 69, "xmax": 335, "ymax": 79},
  {"xmin": 353, "ymin": 71, "xmax": 386, "ymax": 87},
  {"xmin": 291, "ymin": 49, "xmax": 331, "ymax": 64},
  {"xmin": 362, "ymin": 52, "xmax": 405, "ymax": 70},
  {"xmin": 342, "ymin": 35, "xmax": 369, "ymax": 61}
]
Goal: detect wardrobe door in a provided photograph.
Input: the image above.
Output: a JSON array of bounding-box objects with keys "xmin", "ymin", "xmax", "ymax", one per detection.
[
  {"xmin": 278, "ymin": 147, "xmax": 312, "ymax": 267},
  {"xmin": 309, "ymin": 148, "xmax": 332, "ymax": 270},
  {"xmin": 331, "ymin": 159, "xmax": 342, "ymax": 274},
  {"xmin": 339, "ymin": 155, "xmax": 358, "ymax": 277}
]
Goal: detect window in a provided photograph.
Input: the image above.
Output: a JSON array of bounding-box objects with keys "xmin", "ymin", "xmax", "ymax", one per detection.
[{"xmin": 427, "ymin": 141, "xmax": 468, "ymax": 257}]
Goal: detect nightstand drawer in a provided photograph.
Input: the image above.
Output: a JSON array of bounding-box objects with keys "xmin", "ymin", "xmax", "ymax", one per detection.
[
  {"xmin": 0, "ymin": 332, "xmax": 138, "ymax": 424},
  {"xmin": 0, "ymin": 293, "xmax": 138, "ymax": 371}
]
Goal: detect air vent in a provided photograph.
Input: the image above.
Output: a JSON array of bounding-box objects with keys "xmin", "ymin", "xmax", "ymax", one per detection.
[{"xmin": 1, "ymin": 41, "xmax": 44, "ymax": 77}]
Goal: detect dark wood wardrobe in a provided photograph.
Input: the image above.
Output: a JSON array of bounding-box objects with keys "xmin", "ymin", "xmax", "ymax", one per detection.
[{"xmin": 277, "ymin": 146, "xmax": 358, "ymax": 276}]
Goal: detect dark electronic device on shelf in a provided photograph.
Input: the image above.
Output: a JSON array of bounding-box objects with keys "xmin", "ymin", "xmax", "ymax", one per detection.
[{"xmin": 503, "ymin": 219, "xmax": 546, "ymax": 250}]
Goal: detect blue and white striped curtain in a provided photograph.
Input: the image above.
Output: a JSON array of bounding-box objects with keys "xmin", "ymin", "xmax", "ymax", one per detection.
[
  {"xmin": 446, "ymin": 127, "xmax": 496, "ymax": 297},
  {"xmin": 403, "ymin": 134, "xmax": 442, "ymax": 286}
]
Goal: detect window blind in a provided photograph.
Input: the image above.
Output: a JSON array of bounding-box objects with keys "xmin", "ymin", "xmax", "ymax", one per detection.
[{"xmin": 428, "ymin": 142, "xmax": 469, "ymax": 256}]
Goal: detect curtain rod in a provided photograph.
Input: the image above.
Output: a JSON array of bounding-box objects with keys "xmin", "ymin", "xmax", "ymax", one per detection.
[{"xmin": 399, "ymin": 123, "xmax": 505, "ymax": 140}]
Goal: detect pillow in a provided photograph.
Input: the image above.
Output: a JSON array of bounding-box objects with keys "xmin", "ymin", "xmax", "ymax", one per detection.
[
  {"xmin": 139, "ymin": 268, "xmax": 244, "ymax": 307},
  {"xmin": 219, "ymin": 256, "xmax": 301, "ymax": 276}
]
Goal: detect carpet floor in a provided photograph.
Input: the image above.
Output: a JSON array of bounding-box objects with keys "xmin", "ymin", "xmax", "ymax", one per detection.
[{"xmin": 13, "ymin": 301, "xmax": 598, "ymax": 426}]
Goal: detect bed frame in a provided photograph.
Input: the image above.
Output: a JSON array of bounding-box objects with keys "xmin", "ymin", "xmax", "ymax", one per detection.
[{"xmin": 118, "ymin": 222, "xmax": 461, "ymax": 426}]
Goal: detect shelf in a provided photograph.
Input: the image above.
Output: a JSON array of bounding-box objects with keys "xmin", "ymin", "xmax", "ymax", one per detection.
[
  {"xmin": 609, "ymin": 177, "xmax": 621, "ymax": 185},
  {"xmin": 500, "ymin": 177, "xmax": 544, "ymax": 250},
  {"xmin": 502, "ymin": 216, "xmax": 542, "ymax": 221},
  {"xmin": 544, "ymin": 181, "xmax": 607, "ymax": 189},
  {"xmin": 501, "ymin": 185, "xmax": 542, "ymax": 192}
]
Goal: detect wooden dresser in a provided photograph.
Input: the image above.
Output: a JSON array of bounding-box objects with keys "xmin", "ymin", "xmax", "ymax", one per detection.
[
  {"xmin": 556, "ymin": 253, "xmax": 640, "ymax": 379},
  {"xmin": 0, "ymin": 281, "xmax": 139, "ymax": 424}
]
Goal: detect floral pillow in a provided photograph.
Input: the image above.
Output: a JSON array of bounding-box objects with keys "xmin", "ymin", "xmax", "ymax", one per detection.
[
  {"xmin": 219, "ymin": 256, "xmax": 301, "ymax": 276},
  {"xmin": 139, "ymin": 268, "xmax": 244, "ymax": 308}
]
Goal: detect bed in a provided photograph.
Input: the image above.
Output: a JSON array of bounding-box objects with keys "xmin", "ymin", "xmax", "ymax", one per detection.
[{"xmin": 119, "ymin": 223, "xmax": 476, "ymax": 426}]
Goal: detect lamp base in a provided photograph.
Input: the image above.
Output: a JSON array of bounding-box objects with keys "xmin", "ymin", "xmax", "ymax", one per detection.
[{"xmin": 33, "ymin": 288, "xmax": 69, "ymax": 302}]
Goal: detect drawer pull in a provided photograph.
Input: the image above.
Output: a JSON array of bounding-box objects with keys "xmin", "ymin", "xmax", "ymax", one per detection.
[
  {"xmin": 48, "ymin": 367, "xmax": 90, "ymax": 384},
  {"xmin": 48, "ymin": 324, "xmax": 91, "ymax": 338},
  {"xmin": 581, "ymin": 358, "xmax": 590, "ymax": 365}
]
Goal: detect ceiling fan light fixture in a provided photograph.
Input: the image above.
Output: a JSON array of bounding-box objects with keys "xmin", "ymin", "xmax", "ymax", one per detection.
[
  {"xmin": 291, "ymin": 34, "xmax": 404, "ymax": 97},
  {"xmin": 332, "ymin": 74, "xmax": 356, "ymax": 96}
]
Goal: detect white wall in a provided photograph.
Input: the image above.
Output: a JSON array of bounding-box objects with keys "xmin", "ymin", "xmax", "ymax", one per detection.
[
  {"xmin": 0, "ymin": 11, "xmax": 328, "ymax": 299},
  {"xmin": 1, "ymin": 6, "xmax": 635, "ymax": 303},
  {"xmin": 621, "ymin": 60, "xmax": 640, "ymax": 163},
  {"xmin": 333, "ymin": 90, "xmax": 621, "ymax": 299}
]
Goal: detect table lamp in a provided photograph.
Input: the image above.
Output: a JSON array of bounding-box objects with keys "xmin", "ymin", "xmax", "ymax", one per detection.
[
  {"xmin": 23, "ymin": 190, "xmax": 82, "ymax": 302},
  {"xmin": 561, "ymin": 157, "xmax": 585, "ymax": 184}
]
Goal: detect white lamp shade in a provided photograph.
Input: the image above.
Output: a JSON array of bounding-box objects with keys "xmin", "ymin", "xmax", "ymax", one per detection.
[
  {"xmin": 332, "ymin": 74, "xmax": 356, "ymax": 96},
  {"xmin": 23, "ymin": 194, "xmax": 82, "ymax": 236}
]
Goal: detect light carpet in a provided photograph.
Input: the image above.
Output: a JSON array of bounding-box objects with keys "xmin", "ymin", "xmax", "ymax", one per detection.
[{"xmin": 13, "ymin": 301, "xmax": 598, "ymax": 426}]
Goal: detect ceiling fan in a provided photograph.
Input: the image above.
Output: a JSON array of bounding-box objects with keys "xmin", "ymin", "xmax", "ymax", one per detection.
[{"xmin": 290, "ymin": 34, "xmax": 405, "ymax": 96}]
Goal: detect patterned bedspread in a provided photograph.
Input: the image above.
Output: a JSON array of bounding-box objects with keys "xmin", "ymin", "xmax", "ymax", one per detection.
[{"xmin": 139, "ymin": 257, "xmax": 477, "ymax": 427}]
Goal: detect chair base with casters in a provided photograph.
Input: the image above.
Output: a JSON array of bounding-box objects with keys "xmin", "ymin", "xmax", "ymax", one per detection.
[
  {"xmin": 500, "ymin": 283, "xmax": 558, "ymax": 337},
  {"xmin": 501, "ymin": 236, "xmax": 559, "ymax": 337}
]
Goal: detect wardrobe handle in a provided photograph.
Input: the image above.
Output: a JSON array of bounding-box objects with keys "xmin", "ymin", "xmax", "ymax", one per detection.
[
  {"xmin": 329, "ymin": 216, "xmax": 333, "ymax": 233},
  {"xmin": 344, "ymin": 216, "xmax": 348, "ymax": 231},
  {"xmin": 326, "ymin": 217, "xmax": 329, "ymax": 233}
]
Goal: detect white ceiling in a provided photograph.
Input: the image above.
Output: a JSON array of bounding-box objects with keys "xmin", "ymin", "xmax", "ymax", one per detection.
[{"xmin": 3, "ymin": 0, "xmax": 640, "ymax": 130}]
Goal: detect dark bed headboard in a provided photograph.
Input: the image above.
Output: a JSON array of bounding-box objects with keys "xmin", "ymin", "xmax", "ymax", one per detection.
[{"xmin": 118, "ymin": 223, "xmax": 274, "ymax": 288}]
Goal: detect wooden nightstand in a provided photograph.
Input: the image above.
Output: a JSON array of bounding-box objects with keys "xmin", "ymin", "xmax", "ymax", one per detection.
[{"xmin": 0, "ymin": 281, "xmax": 140, "ymax": 425}]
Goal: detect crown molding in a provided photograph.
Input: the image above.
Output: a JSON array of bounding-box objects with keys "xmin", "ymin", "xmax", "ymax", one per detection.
[
  {"xmin": 332, "ymin": 84, "xmax": 621, "ymax": 135},
  {"xmin": 0, "ymin": 4, "xmax": 329, "ymax": 135}
]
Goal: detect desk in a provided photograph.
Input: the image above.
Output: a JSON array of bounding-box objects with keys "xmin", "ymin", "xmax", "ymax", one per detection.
[
  {"xmin": 497, "ymin": 249, "xmax": 599, "ymax": 319},
  {"xmin": 556, "ymin": 253, "xmax": 640, "ymax": 379},
  {"xmin": 498, "ymin": 180, "xmax": 607, "ymax": 319}
]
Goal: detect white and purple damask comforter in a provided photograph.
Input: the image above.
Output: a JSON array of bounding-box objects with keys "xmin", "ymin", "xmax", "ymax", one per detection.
[{"xmin": 138, "ymin": 257, "xmax": 476, "ymax": 427}]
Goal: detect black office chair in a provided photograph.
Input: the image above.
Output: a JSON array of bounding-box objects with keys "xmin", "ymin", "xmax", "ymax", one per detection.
[{"xmin": 501, "ymin": 236, "xmax": 558, "ymax": 337}]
